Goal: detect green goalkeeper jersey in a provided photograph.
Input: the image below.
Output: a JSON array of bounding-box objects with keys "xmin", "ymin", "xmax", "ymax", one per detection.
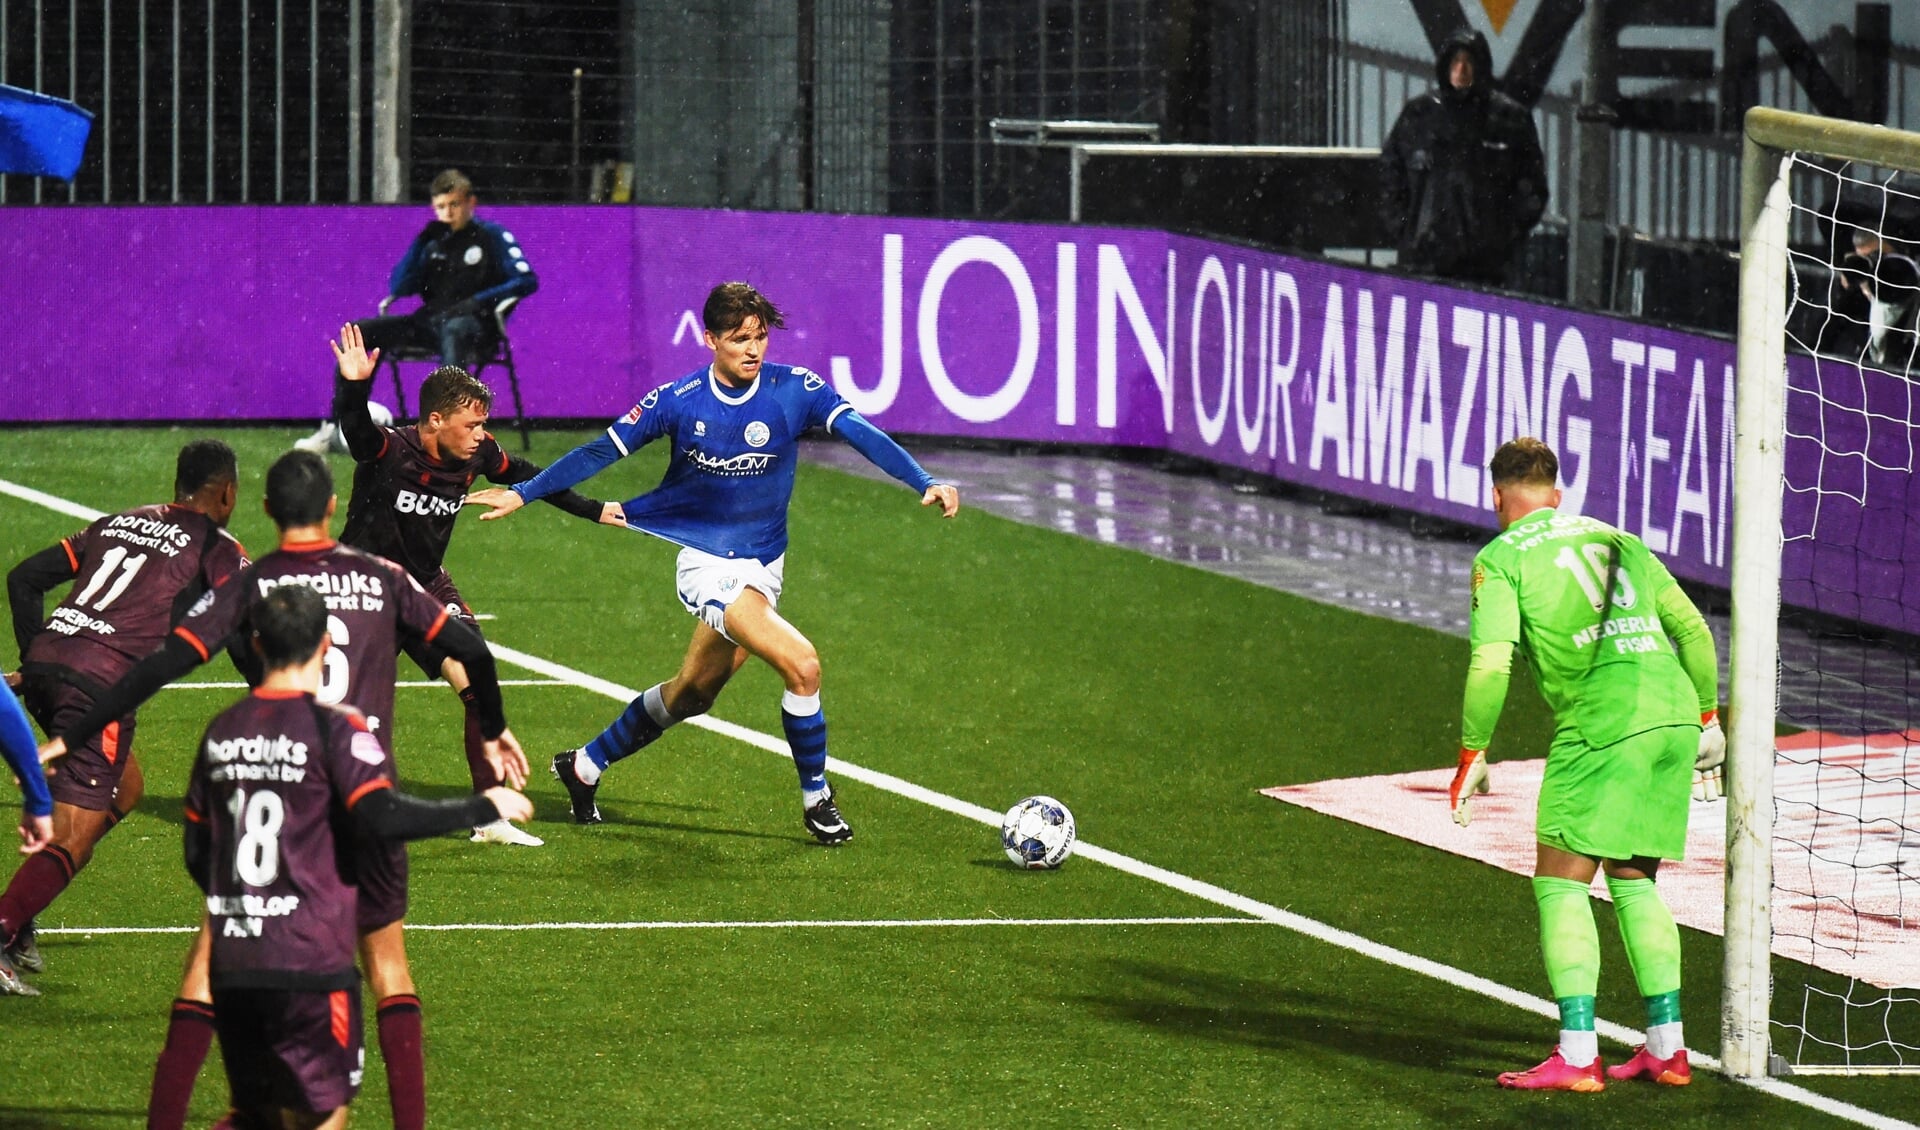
[{"xmin": 1462, "ymin": 508, "xmax": 1717, "ymax": 751}]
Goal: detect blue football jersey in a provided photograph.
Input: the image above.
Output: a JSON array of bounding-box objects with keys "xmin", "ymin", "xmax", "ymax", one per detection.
[{"xmin": 608, "ymin": 363, "xmax": 852, "ymax": 561}]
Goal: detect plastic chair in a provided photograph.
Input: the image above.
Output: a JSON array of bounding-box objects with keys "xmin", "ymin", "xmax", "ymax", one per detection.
[{"xmin": 376, "ymin": 294, "xmax": 532, "ymax": 450}]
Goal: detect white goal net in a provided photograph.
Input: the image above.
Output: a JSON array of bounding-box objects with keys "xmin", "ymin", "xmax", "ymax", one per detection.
[{"xmin": 1731, "ymin": 108, "xmax": 1920, "ymax": 1078}]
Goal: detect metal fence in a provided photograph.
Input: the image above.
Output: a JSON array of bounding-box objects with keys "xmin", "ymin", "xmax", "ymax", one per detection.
[
  {"xmin": 5, "ymin": 0, "xmax": 1913, "ymax": 247},
  {"xmin": 0, "ymin": 0, "xmax": 374, "ymax": 204},
  {"xmin": 0, "ymin": 0, "xmax": 624, "ymax": 205}
]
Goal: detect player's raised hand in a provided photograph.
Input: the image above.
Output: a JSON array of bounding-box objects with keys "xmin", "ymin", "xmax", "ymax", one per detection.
[
  {"xmin": 18, "ymin": 811, "xmax": 52, "ymax": 855},
  {"xmin": 1449, "ymin": 747, "xmax": 1491, "ymax": 827},
  {"xmin": 1694, "ymin": 710, "xmax": 1726, "ymax": 803},
  {"xmin": 483, "ymin": 728, "xmax": 530, "ymax": 789},
  {"xmin": 922, "ymin": 483, "xmax": 960, "ymax": 518},
  {"xmin": 464, "ymin": 487, "xmax": 525, "ymax": 521},
  {"xmin": 329, "ymin": 323, "xmax": 381, "ymax": 382},
  {"xmin": 481, "ymin": 786, "xmax": 534, "ymax": 825}
]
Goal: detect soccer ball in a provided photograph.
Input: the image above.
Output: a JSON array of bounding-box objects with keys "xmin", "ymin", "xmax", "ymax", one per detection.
[{"xmin": 1001, "ymin": 796, "xmax": 1075, "ymax": 869}]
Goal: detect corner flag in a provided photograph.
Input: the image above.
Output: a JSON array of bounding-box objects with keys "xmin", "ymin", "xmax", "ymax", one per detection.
[{"xmin": 0, "ymin": 83, "xmax": 92, "ymax": 180}]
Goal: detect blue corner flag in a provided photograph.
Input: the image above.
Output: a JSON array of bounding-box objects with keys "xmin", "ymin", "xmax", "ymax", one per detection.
[{"xmin": 0, "ymin": 83, "xmax": 93, "ymax": 180}]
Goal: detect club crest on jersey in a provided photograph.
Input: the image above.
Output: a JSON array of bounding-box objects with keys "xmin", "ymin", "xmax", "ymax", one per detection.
[
  {"xmin": 463, "ymin": 245, "xmax": 483, "ymax": 265},
  {"xmin": 744, "ymin": 421, "xmax": 770, "ymax": 448},
  {"xmin": 350, "ymin": 730, "xmax": 387, "ymax": 766}
]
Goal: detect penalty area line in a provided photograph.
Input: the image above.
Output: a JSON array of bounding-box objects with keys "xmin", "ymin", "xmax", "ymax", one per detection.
[
  {"xmin": 5, "ymin": 477, "xmax": 1911, "ymax": 1130},
  {"xmin": 494, "ymin": 672, "xmax": 1914, "ymax": 1129}
]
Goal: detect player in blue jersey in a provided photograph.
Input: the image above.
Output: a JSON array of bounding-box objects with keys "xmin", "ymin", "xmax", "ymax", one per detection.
[
  {"xmin": 0, "ymin": 685, "xmax": 53, "ymax": 993},
  {"xmin": 466, "ymin": 282, "xmax": 960, "ymax": 843},
  {"xmin": 0, "ymin": 687, "xmax": 53, "ymax": 856}
]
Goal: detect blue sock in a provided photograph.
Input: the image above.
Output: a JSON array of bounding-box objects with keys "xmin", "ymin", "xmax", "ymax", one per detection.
[
  {"xmin": 781, "ymin": 690, "xmax": 828, "ymax": 798},
  {"xmin": 583, "ymin": 683, "xmax": 675, "ymax": 776}
]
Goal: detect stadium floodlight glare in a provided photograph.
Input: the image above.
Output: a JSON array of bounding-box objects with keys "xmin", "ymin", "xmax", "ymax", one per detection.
[{"xmin": 1731, "ymin": 106, "xmax": 1920, "ymax": 1080}]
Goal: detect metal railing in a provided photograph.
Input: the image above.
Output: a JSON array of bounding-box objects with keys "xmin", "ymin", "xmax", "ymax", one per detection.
[{"xmin": 0, "ymin": 0, "xmax": 624, "ymax": 205}]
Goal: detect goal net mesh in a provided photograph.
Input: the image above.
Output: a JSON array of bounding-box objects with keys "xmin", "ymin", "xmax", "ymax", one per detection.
[{"xmin": 1770, "ymin": 152, "xmax": 1920, "ymax": 1072}]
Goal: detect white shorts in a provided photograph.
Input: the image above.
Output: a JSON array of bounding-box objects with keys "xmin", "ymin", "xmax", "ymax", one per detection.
[{"xmin": 675, "ymin": 548, "xmax": 785, "ymax": 643}]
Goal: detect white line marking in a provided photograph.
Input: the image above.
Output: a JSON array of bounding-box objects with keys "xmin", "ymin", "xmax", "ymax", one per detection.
[
  {"xmin": 0, "ymin": 477, "xmax": 107, "ymax": 521},
  {"xmin": 161, "ymin": 679, "xmax": 567, "ymax": 690},
  {"xmin": 41, "ymin": 916, "xmax": 1259, "ymax": 937},
  {"xmin": 7, "ymin": 478, "xmax": 1910, "ymax": 1130}
]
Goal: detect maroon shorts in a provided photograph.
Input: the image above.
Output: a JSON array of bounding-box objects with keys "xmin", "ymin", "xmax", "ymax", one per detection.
[
  {"xmin": 213, "ymin": 982, "xmax": 364, "ymax": 1115},
  {"xmin": 23, "ymin": 669, "xmax": 137, "ymax": 811},
  {"xmin": 354, "ymin": 835, "xmax": 409, "ymax": 932},
  {"xmin": 402, "ymin": 569, "xmax": 480, "ymax": 678}
]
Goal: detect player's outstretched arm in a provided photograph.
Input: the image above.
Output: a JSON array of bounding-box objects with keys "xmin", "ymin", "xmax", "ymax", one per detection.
[
  {"xmin": 830, "ymin": 408, "xmax": 951, "ymax": 505},
  {"xmin": 493, "ymin": 452, "xmax": 608, "ymax": 525},
  {"xmin": 0, "ymin": 687, "xmax": 52, "ymax": 845},
  {"xmin": 329, "ymin": 323, "xmax": 381, "ymax": 383},
  {"xmin": 463, "ymin": 487, "xmax": 526, "ymax": 521},
  {"xmin": 921, "ymin": 483, "xmax": 960, "ymax": 518},
  {"xmin": 353, "ymin": 784, "xmax": 530, "ymax": 842},
  {"xmin": 329, "ymin": 325, "xmax": 389, "ymax": 461}
]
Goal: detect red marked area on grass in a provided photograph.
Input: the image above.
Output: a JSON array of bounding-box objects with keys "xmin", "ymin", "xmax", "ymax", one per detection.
[{"xmin": 1263, "ymin": 733, "xmax": 1919, "ymax": 990}]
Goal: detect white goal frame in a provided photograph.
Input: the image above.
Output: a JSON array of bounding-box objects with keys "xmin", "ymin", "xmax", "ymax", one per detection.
[{"xmin": 1729, "ymin": 105, "xmax": 1920, "ymax": 1080}]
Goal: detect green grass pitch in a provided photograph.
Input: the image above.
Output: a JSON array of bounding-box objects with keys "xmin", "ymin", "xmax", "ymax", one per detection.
[{"xmin": 0, "ymin": 426, "xmax": 1908, "ymax": 1127}]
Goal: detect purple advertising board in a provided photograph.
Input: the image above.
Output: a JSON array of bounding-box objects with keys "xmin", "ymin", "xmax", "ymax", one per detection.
[{"xmin": 3, "ymin": 205, "xmax": 1916, "ymax": 632}]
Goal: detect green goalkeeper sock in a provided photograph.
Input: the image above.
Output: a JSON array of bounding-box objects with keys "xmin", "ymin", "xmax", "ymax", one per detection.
[
  {"xmin": 1606, "ymin": 874, "xmax": 1685, "ymax": 1058},
  {"xmin": 1533, "ymin": 875, "xmax": 1600, "ymax": 1066}
]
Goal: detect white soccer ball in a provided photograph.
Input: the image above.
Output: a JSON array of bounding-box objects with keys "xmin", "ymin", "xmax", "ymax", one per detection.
[{"xmin": 1001, "ymin": 795, "xmax": 1075, "ymax": 869}]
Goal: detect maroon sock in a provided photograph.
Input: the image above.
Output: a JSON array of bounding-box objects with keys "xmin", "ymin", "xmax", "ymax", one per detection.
[
  {"xmin": 459, "ymin": 689, "xmax": 499, "ymax": 792},
  {"xmin": 147, "ymin": 998, "xmax": 217, "ymax": 1130},
  {"xmin": 378, "ymin": 993, "xmax": 426, "ymax": 1130},
  {"xmin": 0, "ymin": 845, "xmax": 77, "ymax": 945}
]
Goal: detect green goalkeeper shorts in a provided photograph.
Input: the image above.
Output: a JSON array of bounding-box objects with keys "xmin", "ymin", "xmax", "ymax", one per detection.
[{"xmin": 1537, "ymin": 723, "xmax": 1699, "ymax": 862}]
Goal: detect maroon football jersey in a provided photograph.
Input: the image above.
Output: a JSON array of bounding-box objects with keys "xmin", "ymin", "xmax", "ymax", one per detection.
[
  {"xmin": 173, "ymin": 540, "xmax": 451, "ymax": 748},
  {"xmin": 25, "ymin": 503, "xmax": 248, "ymax": 687},
  {"xmin": 339, "ymin": 426, "xmax": 514, "ymax": 584},
  {"xmin": 185, "ymin": 689, "xmax": 393, "ymax": 989}
]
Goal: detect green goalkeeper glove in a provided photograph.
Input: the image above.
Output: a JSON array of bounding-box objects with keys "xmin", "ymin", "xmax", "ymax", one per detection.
[
  {"xmin": 1449, "ymin": 747, "xmax": 1490, "ymax": 827},
  {"xmin": 1695, "ymin": 709, "xmax": 1725, "ymax": 803}
]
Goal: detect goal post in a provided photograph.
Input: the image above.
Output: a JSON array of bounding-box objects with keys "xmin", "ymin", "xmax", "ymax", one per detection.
[{"xmin": 1729, "ymin": 106, "xmax": 1920, "ymax": 1080}]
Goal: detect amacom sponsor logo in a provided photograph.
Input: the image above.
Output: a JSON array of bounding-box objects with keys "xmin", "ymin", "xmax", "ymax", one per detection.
[
  {"xmin": 395, "ymin": 489, "xmax": 463, "ymax": 517},
  {"xmin": 683, "ymin": 446, "xmax": 776, "ymax": 476}
]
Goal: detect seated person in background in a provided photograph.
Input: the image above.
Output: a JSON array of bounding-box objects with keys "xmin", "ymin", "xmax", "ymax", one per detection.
[
  {"xmin": 1378, "ymin": 28, "xmax": 1546, "ymax": 288},
  {"xmin": 299, "ymin": 168, "xmax": 538, "ymax": 452}
]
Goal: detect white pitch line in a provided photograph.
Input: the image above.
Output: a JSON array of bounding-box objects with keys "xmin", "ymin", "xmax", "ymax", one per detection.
[
  {"xmin": 0, "ymin": 477, "xmax": 107, "ymax": 521},
  {"xmin": 162, "ymin": 679, "xmax": 567, "ymax": 690},
  {"xmin": 40, "ymin": 916, "xmax": 1259, "ymax": 937},
  {"xmin": 5, "ymin": 478, "xmax": 1911, "ymax": 1130}
]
